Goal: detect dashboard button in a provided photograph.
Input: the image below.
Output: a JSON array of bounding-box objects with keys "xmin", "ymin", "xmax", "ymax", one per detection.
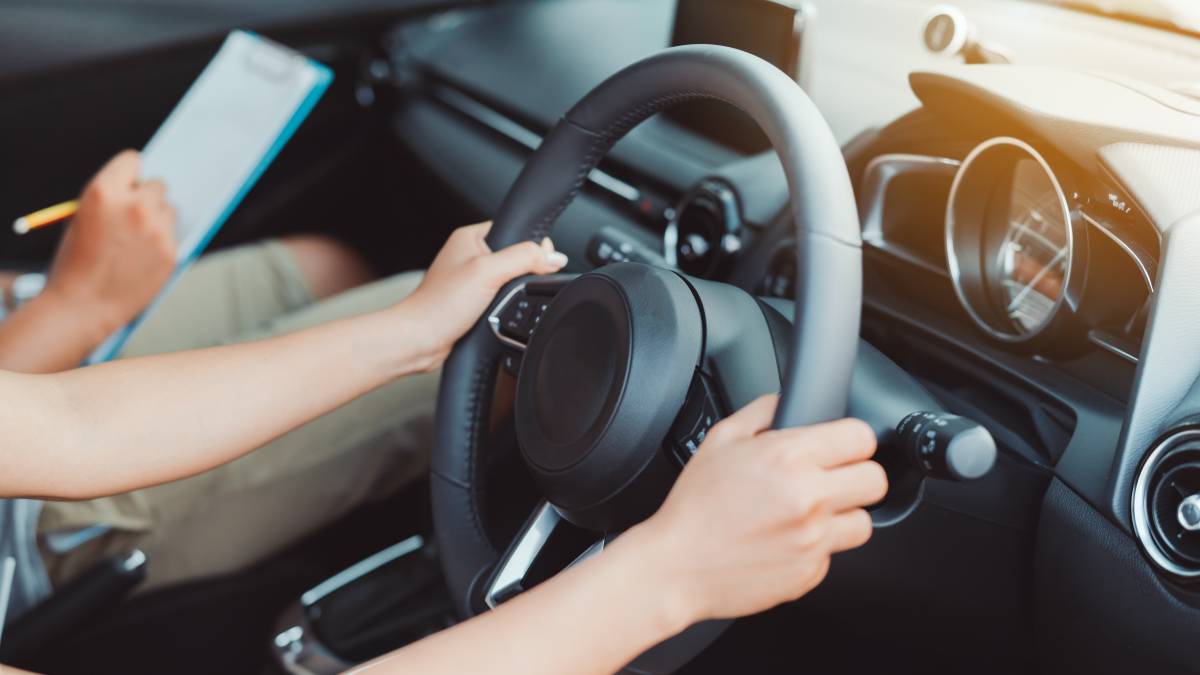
[
  {"xmin": 587, "ymin": 226, "xmax": 665, "ymax": 268},
  {"xmin": 497, "ymin": 291, "xmax": 536, "ymax": 342}
]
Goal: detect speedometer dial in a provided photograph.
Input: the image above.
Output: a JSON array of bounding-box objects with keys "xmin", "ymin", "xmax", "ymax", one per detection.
[
  {"xmin": 996, "ymin": 159, "xmax": 1070, "ymax": 332},
  {"xmin": 946, "ymin": 137, "xmax": 1077, "ymax": 345}
]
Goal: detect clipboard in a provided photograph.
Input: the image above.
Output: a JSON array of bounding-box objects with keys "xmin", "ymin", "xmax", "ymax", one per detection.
[{"xmin": 88, "ymin": 30, "xmax": 333, "ymax": 363}]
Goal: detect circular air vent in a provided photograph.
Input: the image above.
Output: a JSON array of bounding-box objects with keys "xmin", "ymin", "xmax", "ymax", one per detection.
[
  {"xmin": 663, "ymin": 179, "xmax": 742, "ymax": 278},
  {"xmin": 1132, "ymin": 428, "xmax": 1200, "ymax": 580}
]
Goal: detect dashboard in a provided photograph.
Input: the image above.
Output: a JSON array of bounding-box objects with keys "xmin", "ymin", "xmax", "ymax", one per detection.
[{"xmin": 385, "ymin": 0, "xmax": 1200, "ymax": 672}]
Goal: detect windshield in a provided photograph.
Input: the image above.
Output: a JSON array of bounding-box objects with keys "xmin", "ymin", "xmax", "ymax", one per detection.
[{"xmin": 1047, "ymin": 0, "xmax": 1200, "ymax": 34}]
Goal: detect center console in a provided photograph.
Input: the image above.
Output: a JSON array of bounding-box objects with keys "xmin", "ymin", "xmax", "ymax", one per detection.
[{"xmin": 270, "ymin": 535, "xmax": 455, "ymax": 674}]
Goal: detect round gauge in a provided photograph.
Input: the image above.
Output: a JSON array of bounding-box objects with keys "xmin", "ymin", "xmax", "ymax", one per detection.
[
  {"xmin": 946, "ymin": 138, "xmax": 1078, "ymax": 344},
  {"xmin": 995, "ymin": 158, "xmax": 1070, "ymax": 332}
]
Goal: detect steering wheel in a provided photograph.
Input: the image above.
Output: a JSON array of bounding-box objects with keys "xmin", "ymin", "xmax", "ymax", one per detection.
[{"xmin": 431, "ymin": 45, "xmax": 862, "ymax": 673}]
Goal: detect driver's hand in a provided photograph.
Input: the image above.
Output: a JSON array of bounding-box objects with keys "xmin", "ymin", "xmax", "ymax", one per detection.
[
  {"xmin": 397, "ymin": 222, "xmax": 567, "ymax": 370},
  {"xmin": 43, "ymin": 150, "xmax": 177, "ymax": 334},
  {"xmin": 628, "ymin": 394, "xmax": 886, "ymax": 626}
]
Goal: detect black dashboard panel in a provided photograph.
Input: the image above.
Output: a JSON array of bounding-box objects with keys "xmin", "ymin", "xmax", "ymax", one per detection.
[
  {"xmin": 397, "ymin": 0, "xmax": 762, "ymax": 195},
  {"xmin": 403, "ymin": 0, "xmax": 673, "ymax": 130},
  {"xmin": 388, "ymin": 0, "xmax": 802, "ymax": 277},
  {"xmin": 0, "ymin": 0, "xmax": 455, "ymax": 86},
  {"xmin": 1037, "ymin": 479, "xmax": 1199, "ymax": 674},
  {"xmin": 392, "ymin": 95, "xmax": 664, "ymax": 264}
]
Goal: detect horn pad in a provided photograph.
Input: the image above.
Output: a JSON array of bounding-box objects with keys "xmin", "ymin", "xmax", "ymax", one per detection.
[{"xmin": 515, "ymin": 263, "xmax": 703, "ymax": 531}]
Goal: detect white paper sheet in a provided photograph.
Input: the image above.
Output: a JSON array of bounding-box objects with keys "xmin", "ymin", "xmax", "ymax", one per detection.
[{"xmin": 89, "ymin": 31, "xmax": 331, "ymax": 362}]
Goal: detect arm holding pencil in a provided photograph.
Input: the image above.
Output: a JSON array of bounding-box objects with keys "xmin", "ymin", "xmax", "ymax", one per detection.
[{"xmin": 0, "ymin": 151, "xmax": 176, "ymax": 373}]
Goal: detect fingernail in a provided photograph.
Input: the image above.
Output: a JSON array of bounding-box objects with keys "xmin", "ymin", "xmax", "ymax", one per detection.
[{"xmin": 546, "ymin": 251, "xmax": 568, "ymax": 269}]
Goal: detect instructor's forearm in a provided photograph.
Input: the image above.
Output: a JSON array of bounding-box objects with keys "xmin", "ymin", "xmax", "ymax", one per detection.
[
  {"xmin": 0, "ymin": 290, "xmax": 116, "ymax": 373},
  {"xmin": 350, "ymin": 523, "xmax": 691, "ymax": 675},
  {"xmin": 0, "ymin": 304, "xmax": 435, "ymax": 499}
]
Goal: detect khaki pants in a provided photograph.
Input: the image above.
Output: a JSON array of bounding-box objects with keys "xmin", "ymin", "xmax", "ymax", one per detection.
[{"xmin": 37, "ymin": 242, "xmax": 438, "ymax": 591}]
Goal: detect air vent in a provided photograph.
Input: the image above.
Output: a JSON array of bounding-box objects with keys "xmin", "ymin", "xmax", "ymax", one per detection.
[
  {"xmin": 663, "ymin": 179, "xmax": 742, "ymax": 278},
  {"xmin": 1133, "ymin": 428, "xmax": 1200, "ymax": 581}
]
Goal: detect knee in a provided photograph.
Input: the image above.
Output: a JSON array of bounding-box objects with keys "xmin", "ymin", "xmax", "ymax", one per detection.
[{"xmin": 279, "ymin": 235, "xmax": 376, "ymax": 300}]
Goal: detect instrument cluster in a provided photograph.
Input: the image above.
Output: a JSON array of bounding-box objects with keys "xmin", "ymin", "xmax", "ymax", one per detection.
[{"xmin": 862, "ymin": 135, "xmax": 1157, "ymax": 362}]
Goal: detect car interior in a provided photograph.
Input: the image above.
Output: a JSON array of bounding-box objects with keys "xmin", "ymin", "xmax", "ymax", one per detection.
[{"xmin": 1, "ymin": 0, "xmax": 1198, "ymax": 673}]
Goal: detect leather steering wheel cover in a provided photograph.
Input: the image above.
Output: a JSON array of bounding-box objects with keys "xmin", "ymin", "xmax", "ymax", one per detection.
[
  {"xmin": 433, "ymin": 44, "xmax": 862, "ymax": 617},
  {"xmin": 431, "ymin": 320, "xmax": 503, "ymax": 615}
]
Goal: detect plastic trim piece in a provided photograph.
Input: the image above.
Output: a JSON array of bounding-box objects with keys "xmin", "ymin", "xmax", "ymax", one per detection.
[
  {"xmin": 1079, "ymin": 211, "xmax": 1155, "ymax": 292},
  {"xmin": 858, "ymin": 152, "xmax": 960, "ymax": 277},
  {"xmin": 483, "ymin": 502, "xmax": 605, "ymax": 611},
  {"xmin": 1112, "ymin": 211, "xmax": 1200, "ymax": 527},
  {"xmin": 431, "ymin": 84, "xmax": 641, "ymax": 204},
  {"xmin": 484, "ymin": 502, "xmax": 560, "ymax": 609},
  {"xmin": 486, "ymin": 283, "xmax": 531, "ymax": 352},
  {"xmin": 300, "ymin": 536, "xmax": 424, "ymax": 607}
]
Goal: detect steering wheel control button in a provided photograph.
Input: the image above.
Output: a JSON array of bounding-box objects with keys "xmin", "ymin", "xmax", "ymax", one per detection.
[
  {"xmin": 489, "ymin": 286, "xmax": 533, "ymax": 350},
  {"xmin": 895, "ymin": 412, "xmax": 997, "ymax": 481},
  {"xmin": 502, "ymin": 352, "xmax": 522, "ymax": 376},
  {"xmin": 488, "ymin": 278, "xmax": 572, "ymax": 351},
  {"xmin": 668, "ymin": 374, "xmax": 724, "ymax": 465},
  {"xmin": 502, "ymin": 296, "xmax": 533, "ymax": 337}
]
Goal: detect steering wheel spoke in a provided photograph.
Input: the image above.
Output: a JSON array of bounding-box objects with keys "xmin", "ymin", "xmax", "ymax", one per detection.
[
  {"xmin": 484, "ymin": 501, "xmax": 604, "ymax": 609},
  {"xmin": 487, "ymin": 274, "xmax": 577, "ymax": 352}
]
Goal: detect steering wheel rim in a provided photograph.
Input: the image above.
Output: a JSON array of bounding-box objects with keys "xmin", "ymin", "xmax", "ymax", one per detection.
[{"xmin": 431, "ymin": 44, "xmax": 862, "ymax": 671}]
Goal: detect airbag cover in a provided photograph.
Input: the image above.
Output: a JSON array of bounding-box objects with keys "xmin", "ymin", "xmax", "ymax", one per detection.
[{"xmin": 515, "ymin": 263, "xmax": 702, "ymax": 518}]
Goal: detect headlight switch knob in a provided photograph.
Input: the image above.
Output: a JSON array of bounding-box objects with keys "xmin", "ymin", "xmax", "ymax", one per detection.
[{"xmin": 895, "ymin": 411, "xmax": 997, "ymax": 482}]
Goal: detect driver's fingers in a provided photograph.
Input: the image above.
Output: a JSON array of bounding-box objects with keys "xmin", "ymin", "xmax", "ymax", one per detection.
[
  {"xmin": 819, "ymin": 460, "xmax": 889, "ymax": 512},
  {"xmin": 757, "ymin": 418, "xmax": 878, "ymax": 469},
  {"xmin": 460, "ymin": 221, "xmax": 492, "ymax": 244},
  {"xmin": 828, "ymin": 508, "xmax": 873, "ymax": 553},
  {"xmin": 485, "ymin": 240, "xmax": 568, "ymax": 283},
  {"xmin": 705, "ymin": 393, "xmax": 779, "ymax": 445},
  {"xmin": 429, "ymin": 225, "xmax": 487, "ymax": 271}
]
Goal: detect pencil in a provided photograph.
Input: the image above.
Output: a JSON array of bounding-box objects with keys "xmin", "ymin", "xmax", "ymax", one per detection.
[{"xmin": 13, "ymin": 199, "xmax": 80, "ymax": 235}]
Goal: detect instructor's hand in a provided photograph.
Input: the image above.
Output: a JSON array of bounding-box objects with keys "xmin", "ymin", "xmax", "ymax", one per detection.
[
  {"xmin": 44, "ymin": 150, "xmax": 177, "ymax": 334},
  {"xmin": 626, "ymin": 394, "xmax": 887, "ymax": 629},
  {"xmin": 398, "ymin": 222, "xmax": 567, "ymax": 370}
]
